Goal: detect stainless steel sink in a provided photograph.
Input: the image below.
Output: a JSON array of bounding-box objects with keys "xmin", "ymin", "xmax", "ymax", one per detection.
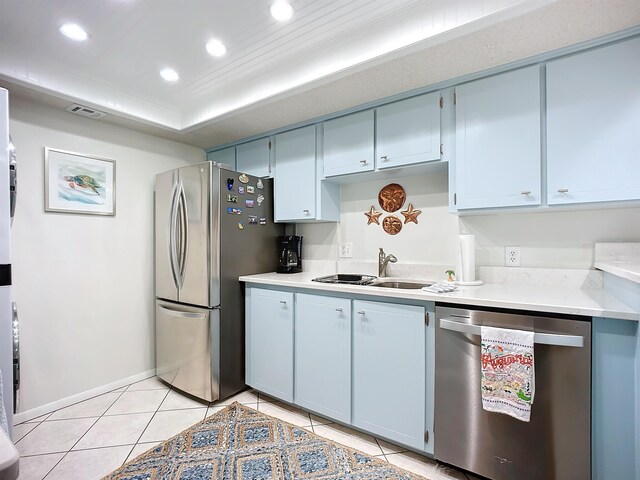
[
  {"xmin": 371, "ymin": 280, "xmax": 433, "ymax": 289},
  {"xmin": 312, "ymin": 274, "xmax": 433, "ymax": 289}
]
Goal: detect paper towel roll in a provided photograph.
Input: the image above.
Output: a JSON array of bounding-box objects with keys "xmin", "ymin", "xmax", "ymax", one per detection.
[{"xmin": 457, "ymin": 234, "xmax": 476, "ymax": 283}]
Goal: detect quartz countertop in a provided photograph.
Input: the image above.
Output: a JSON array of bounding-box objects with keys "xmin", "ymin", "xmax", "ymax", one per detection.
[
  {"xmin": 594, "ymin": 242, "xmax": 640, "ymax": 284},
  {"xmin": 239, "ymin": 272, "xmax": 639, "ymax": 321},
  {"xmin": 594, "ymin": 261, "xmax": 640, "ymax": 284}
]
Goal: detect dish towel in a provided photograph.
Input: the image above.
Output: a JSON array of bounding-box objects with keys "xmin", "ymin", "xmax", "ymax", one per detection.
[{"xmin": 480, "ymin": 325, "xmax": 535, "ymax": 422}]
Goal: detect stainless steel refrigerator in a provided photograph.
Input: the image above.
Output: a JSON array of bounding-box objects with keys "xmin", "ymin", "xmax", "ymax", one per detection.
[{"xmin": 155, "ymin": 162, "xmax": 283, "ymax": 402}]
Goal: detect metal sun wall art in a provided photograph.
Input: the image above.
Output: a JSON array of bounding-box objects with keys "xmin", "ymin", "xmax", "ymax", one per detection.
[{"xmin": 364, "ymin": 183, "xmax": 421, "ymax": 235}]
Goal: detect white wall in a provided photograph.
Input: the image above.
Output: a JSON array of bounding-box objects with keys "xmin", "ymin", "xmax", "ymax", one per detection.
[
  {"xmin": 9, "ymin": 97, "xmax": 204, "ymax": 412},
  {"xmin": 298, "ymin": 172, "xmax": 640, "ymax": 270}
]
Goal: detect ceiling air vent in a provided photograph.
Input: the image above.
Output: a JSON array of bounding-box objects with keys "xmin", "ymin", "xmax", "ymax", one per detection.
[{"xmin": 65, "ymin": 104, "xmax": 108, "ymax": 119}]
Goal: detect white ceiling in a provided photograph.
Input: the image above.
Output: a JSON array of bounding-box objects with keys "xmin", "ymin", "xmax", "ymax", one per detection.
[{"xmin": 1, "ymin": 0, "xmax": 639, "ymax": 148}]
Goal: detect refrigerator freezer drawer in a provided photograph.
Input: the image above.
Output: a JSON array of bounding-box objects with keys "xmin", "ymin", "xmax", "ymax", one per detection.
[{"xmin": 155, "ymin": 300, "xmax": 220, "ymax": 402}]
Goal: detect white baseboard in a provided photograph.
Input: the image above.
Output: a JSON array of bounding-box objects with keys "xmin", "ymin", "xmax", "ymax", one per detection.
[{"xmin": 13, "ymin": 369, "xmax": 156, "ymax": 424}]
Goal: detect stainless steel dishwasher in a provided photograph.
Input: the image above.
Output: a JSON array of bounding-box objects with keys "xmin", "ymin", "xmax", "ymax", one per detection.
[{"xmin": 434, "ymin": 305, "xmax": 591, "ymax": 480}]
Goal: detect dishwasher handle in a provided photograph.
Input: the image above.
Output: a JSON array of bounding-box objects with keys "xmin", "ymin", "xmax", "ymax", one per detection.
[{"xmin": 439, "ymin": 318, "xmax": 584, "ymax": 348}]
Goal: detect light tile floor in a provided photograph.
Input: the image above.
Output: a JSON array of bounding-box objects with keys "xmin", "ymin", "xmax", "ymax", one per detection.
[{"xmin": 13, "ymin": 377, "xmax": 482, "ymax": 480}]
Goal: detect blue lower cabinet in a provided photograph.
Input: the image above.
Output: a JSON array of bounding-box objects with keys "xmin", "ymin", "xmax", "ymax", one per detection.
[
  {"xmin": 245, "ymin": 288, "xmax": 294, "ymax": 402},
  {"xmin": 295, "ymin": 293, "xmax": 352, "ymax": 423},
  {"xmin": 592, "ymin": 317, "xmax": 639, "ymax": 480},
  {"xmin": 353, "ymin": 300, "xmax": 426, "ymax": 449}
]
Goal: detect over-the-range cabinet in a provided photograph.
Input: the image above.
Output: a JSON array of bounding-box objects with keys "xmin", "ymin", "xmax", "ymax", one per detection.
[{"xmin": 154, "ymin": 162, "xmax": 283, "ymax": 401}]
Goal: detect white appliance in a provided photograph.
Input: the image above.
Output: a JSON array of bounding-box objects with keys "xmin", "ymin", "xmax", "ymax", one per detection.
[{"xmin": 0, "ymin": 88, "xmax": 19, "ymax": 478}]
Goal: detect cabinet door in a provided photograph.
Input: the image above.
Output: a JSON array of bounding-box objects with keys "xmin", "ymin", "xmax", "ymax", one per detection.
[
  {"xmin": 375, "ymin": 92, "xmax": 441, "ymax": 169},
  {"xmin": 323, "ymin": 110, "xmax": 374, "ymax": 177},
  {"xmin": 207, "ymin": 146, "xmax": 236, "ymax": 170},
  {"xmin": 455, "ymin": 66, "xmax": 541, "ymax": 209},
  {"xmin": 295, "ymin": 293, "xmax": 351, "ymax": 423},
  {"xmin": 237, "ymin": 138, "xmax": 271, "ymax": 178},
  {"xmin": 246, "ymin": 288, "xmax": 294, "ymax": 402},
  {"xmin": 547, "ymin": 37, "xmax": 640, "ymax": 205},
  {"xmin": 353, "ymin": 300, "xmax": 425, "ymax": 449},
  {"xmin": 274, "ymin": 126, "xmax": 316, "ymax": 221}
]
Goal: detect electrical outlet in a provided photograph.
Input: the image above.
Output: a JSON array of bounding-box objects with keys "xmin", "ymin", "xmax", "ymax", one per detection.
[
  {"xmin": 505, "ymin": 246, "xmax": 521, "ymax": 267},
  {"xmin": 339, "ymin": 242, "xmax": 353, "ymax": 258}
]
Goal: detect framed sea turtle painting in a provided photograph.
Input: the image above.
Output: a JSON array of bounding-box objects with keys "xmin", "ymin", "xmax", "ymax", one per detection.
[{"xmin": 44, "ymin": 147, "xmax": 116, "ymax": 216}]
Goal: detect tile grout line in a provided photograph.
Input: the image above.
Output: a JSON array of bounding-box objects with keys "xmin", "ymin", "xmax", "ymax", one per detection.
[
  {"xmin": 123, "ymin": 389, "xmax": 257, "ymax": 463},
  {"xmin": 30, "ymin": 384, "xmax": 471, "ymax": 479},
  {"xmin": 18, "ymin": 442, "xmax": 144, "ymax": 457},
  {"xmin": 124, "ymin": 386, "xmax": 174, "ymax": 465},
  {"xmin": 41, "ymin": 387, "xmax": 129, "ymax": 480},
  {"xmin": 374, "ymin": 438, "xmax": 389, "ymax": 461},
  {"xmin": 16, "ymin": 385, "xmax": 131, "ymax": 427},
  {"xmin": 14, "ymin": 388, "xmax": 128, "ymax": 445}
]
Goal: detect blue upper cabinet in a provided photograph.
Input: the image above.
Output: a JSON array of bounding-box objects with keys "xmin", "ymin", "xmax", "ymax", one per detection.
[
  {"xmin": 245, "ymin": 287, "xmax": 294, "ymax": 402},
  {"xmin": 547, "ymin": 37, "xmax": 640, "ymax": 206},
  {"xmin": 352, "ymin": 299, "xmax": 426, "ymax": 450},
  {"xmin": 454, "ymin": 66, "xmax": 541, "ymax": 210},
  {"xmin": 236, "ymin": 138, "xmax": 272, "ymax": 178},
  {"xmin": 274, "ymin": 126, "xmax": 317, "ymax": 221},
  {"xmin": 323, "ymin": 110, "xmax": 374, "ymax": 177},
  {"xmin": 375, "ymin": 92, "xmax": 441, "ymax": 170},
  {"xmin": 274, "ymin": 125, "xmax": 340, "ymax": 222},
  {"xmin": 207, "ymin": 146, "xmax": 236, "ymax": 170},
  {"xmin": 295, "ymin": 293, "xmax": 352, "ymax": 424}
]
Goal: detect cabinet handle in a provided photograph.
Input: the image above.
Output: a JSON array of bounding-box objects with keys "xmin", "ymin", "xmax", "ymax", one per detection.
[
  {"xmin": 360, "ymin": 160, "xmax": 368, "ymax": 165},
  {"xmin": 357, "ymin": 310, "xmax": 365, "ymax": 315},
  {"xmin": 280, "ymin": 300, "xmax": 287, "ymax": 304},
  {"xmin": 335, "ymin": 307, "xmax": 343, "ymax": 312},
  {"xmin": 557, "ymin": 188, "xmax": 569, "ymax": 193},
  {"xmin": 380, "ymin": 155, "xmax": 388, "ymax": 161},
  {"xmin": 303, "ymin": 209, "xmax": 310, "ymax": 214},
  {"xmin": 521, "ymin": 191, "xmax": 531, "ymax": 196}
]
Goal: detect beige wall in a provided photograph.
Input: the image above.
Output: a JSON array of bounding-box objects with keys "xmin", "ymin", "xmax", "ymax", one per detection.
[
  {"xmin": 298, "ymin": 172, "xmax": 640, "ymax": 270},
  {"xmin": 9, "ymin": 96, "xmax": 204, "ymax": 412}
]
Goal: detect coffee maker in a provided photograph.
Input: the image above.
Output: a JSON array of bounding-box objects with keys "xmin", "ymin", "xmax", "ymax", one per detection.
[{"xmin": 277, "ymin": 235, "xmax": 303, "ymax": 273}]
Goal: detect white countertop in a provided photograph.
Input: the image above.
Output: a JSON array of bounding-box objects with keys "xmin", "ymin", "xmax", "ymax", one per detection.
[
  {"xmin": 594, "ymin": 242, "xmax": 640, "ymax": 284},
  {"xmin": 594, "ymin": 261, "xmax": 640, "ymax": 284},
  {"xmin": 240, "ymin": 272, "xmax": 639, "ymax": 321}
]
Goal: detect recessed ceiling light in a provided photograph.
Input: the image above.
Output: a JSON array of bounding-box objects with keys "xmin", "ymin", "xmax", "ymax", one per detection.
[
  {"xmin": 59, "ymin": 23, "xmax": 88, "ymax": 42},
  {"xmin": 206, "ymin": 39, "xmax": 227, "ymax": 57},
  {"xmin": 160, "ymin": 68, "xmax": 179, "ymax": 82},
  {"xmin": 270, "ymin": 1, "xmax": 294, "ymax": 21}
]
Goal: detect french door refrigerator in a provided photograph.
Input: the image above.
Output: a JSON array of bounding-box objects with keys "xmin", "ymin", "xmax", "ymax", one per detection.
[{"xmin": 155, "ymin": 162, "xmax": 283, "ymax": 402}]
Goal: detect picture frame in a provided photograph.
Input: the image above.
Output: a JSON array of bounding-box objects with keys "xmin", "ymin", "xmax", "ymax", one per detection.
[{"xmin": 44, "ymin": 147, "xmax": 116, "ymax": 216}]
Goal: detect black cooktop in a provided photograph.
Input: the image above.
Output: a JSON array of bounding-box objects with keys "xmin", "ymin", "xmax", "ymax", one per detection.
[{"xmin": 312, "ymin": 274, "xmax": 377, "ymax": 285}]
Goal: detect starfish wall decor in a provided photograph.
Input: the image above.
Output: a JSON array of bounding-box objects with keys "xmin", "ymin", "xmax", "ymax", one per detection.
[
  {"xmin": 401, "ymin": 203, "xmax": 421, "ymax": 224},
  {"xmin": 364, "ymin": 183, "xmax": 424, "ymax": 234},
  {"xmin": 364, "ymin": 205, "xmax": 382, "ymax": 225}
]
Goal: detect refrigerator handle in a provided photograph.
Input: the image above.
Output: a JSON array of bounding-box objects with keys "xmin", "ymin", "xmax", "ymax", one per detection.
[
  {"xmin": 177, "ymin": 183, "xmax": 188, "ymax": 285},
  {"xmin": 158, "ymin": 304, "xmax": 206, "ymax": 320},
  {"xmin": 169, "ymin": 181, "xmax": 181, "ymax": 290}
]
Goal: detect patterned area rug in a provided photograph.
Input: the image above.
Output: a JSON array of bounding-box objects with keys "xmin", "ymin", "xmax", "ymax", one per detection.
[{"xmin": 102, "ymin": 402, "xmax": 426, "ymax": 479}]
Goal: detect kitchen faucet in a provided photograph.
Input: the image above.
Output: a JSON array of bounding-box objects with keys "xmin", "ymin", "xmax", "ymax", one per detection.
[{"xmin": 378, "ymin": 248, "xmax": 397, "ymax": 278}]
